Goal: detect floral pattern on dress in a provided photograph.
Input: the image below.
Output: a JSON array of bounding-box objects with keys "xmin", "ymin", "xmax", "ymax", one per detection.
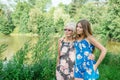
[
  {"xmin": 74, "ymin": 39, "xmax": 99, "ymax": 80},
  {"xmin": 56, "ymin": 41, "xmax": 75, "ymax": 80}
]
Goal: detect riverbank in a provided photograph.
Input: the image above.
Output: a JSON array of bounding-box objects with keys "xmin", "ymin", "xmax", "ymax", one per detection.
[{"xmin": 10, "ymin": 33, "xmax": 38, "ymax": 37}]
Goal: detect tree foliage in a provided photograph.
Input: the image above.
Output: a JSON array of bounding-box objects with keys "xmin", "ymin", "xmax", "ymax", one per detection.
[
  {"xmin": 0, "ymin": 9, "xmax": 15, "ymax": 35},
  {"xmin": 12, "ymin": 2, "xmax": 31, "ymax": 33},
  {"xmin": 94, "ymin": 0, "xmax": 120, "ymax": 41},
  {"xmin": 0, "ymin": 0, "xmax": 120, "ymax": 41}
]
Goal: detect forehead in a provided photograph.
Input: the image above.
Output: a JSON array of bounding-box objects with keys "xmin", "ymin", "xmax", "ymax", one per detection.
[
  {"xmin": 65, "ymin": 26, "xmax": 73, "ymax": 29},
  {"xmin": 77, "ymin": 23, "xmax": 82, "ymax": 27},
  {"xmin": 77, "ymin": 23, "xmax": 82, "ymax": 26}
]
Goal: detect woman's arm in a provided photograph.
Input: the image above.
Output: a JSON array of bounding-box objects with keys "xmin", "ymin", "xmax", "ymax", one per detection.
[
  {"xmin": 87, "ymin": 36, "xmax": 107, "ymax": 70},
  {"xmin": 56, "ymin": 39, "xmax": 61, "ymax": 66},
  {"xmin": 56, "ymin": 37, "xmax": 64, "ymax": 66}
]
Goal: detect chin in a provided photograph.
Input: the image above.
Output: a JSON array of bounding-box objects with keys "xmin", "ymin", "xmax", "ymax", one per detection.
[
  {"xmin": 66, "ymin": 35, "xmax": 71, "ymax": 37},
  {"xmin": 77, "ymin": 33, "xmax": 81, "ymax": 35},
  {"xmin": 67, "ymin": 35, "xmax": 71, "ymax": 37}
]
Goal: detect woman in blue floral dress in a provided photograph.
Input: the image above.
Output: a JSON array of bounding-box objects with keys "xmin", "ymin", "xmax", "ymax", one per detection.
[{"xmin": 74, "ymin": 19, "xmax": 107, "ymax": 80}]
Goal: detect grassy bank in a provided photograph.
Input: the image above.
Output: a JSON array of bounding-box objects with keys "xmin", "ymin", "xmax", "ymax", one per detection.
[{"xmin": 0, "ymin": 38, "xmax": 120, "ymax": 80}]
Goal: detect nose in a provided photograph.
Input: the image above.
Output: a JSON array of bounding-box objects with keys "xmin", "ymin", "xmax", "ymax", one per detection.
[{"xmin": 76, "ymin": 27, "xmax": 79, "ymax": 30}]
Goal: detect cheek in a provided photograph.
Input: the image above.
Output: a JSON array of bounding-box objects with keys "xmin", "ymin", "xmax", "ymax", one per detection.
[
  {"xmin": 77, "ymin": 30, "xmax": 83, "ymax": 35},
  {"xmin": 65, "ymin": 31, "xmax": 73, "ymax": 36},
  {"xmin": 69, "ymin": 32, "xmax": 74, "ymax": 35},
  {"xmin": 77, "ymin": 28, "xmax": 83, "ymax": 33},
  {"xmin": 80, "ymin": 29, "xmax": 83, "ymax": 33}
]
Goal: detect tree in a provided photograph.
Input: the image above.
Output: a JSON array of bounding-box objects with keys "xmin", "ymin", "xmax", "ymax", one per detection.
[
  {"xmin": 0, "ymin": 9, "xmax": 15, "ymax": 35},
  {"xmin": 97, "ymin": 0, "xmax": 120, "ymax": 41},
  {"xmin": 34, "ymin": 0, "xmax": 52, "ymax": 12},
  {"xmin": 12, "ymin": 2, "xmax": 31, "ymax": 33}
]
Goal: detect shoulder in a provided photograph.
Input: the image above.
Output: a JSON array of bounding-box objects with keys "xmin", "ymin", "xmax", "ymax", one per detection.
[
  {"xmin": 72, "ymin": 37, "xmax": 76, "ymax": 42},
  {"xmin": 58, "ymin": 37, "xmax": 64, "ymax": 42},
  {"xmin": 85, "ymin": 35, "xmax": 98, "ymax": 47},
  {"xmin": 86, "ymin": 35, "xmax": 102, "ymax": 48},
  {"xmin": 86, "ymin": 35, "xmax": 96, "ymax": 43},
  {"xmin": 86, "ymin": 36, "xmax": 107, "ymax": 52}
]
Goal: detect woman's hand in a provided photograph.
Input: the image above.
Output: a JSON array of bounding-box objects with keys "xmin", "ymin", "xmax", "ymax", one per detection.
[
  {"xmin": 93, "ymin": 64, "xmax": 97, "ymax": 71},
  {"xmin": 88, "ymin": 54, "xmax": 95, "ymax": 60}
]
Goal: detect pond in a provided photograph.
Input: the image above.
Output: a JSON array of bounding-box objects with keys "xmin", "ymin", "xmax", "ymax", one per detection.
[
  {"xmin": 106, "ymin": 41, "xmax": 120, "ymax": 54},
  {"xmin": 0, "ymin": 34, "xmax": 120, "ymax": 61},
  {"xmin": 0, "ymin": 34, "xmax": 38, "ymax": 60}
]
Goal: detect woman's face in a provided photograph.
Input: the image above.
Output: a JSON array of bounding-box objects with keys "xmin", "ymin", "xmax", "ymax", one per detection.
[
  {"xmin": 76, "ymin": 23, "xmax": 83, "ymax": 35},
  {"xmin": 64, "ymin": 26, "xmax": 73, "ymax": 37}
]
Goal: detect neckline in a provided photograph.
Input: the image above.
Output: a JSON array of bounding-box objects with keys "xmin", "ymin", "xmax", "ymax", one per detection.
[
  {"xmin": 63, "ymin": 38, "xmax": 75, "ymax": 43},
  {"xmin": 63, "ymin": 40, "xmax": 74, "ymax": 43},
  {"xmin": 76, "ymin": 38, "xmax": 85, "ymax": 43},
  {"xmin": 76, "ymin": 39, "xmax": 92, "ymax": 47}
]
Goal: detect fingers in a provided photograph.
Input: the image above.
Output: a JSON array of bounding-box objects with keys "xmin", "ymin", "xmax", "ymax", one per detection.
[
  {"xmin": 93, "ymin": 64, "xmax": 97, "ymax": 71},
  {"xmin": 88, "ymin": 54, "xmax": 95, "ymax": 60}
]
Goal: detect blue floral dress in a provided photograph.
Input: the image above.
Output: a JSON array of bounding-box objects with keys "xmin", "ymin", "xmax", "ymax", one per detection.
[{"xmin": 74, "ymin": 39, "xmax": 99, "ymax": 80}]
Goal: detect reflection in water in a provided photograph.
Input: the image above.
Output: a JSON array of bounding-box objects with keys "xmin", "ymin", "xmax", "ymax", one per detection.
[
  {"xmin": 0, "ymin": 35, "xmax": 38, "ymax": 60},
  {"xmin": 0, "ymin": 35, "xmax": 120, "ymax": 60},
  {"xmin": 106, "ymin": 41, "xmax": 120, "ymax": 54}
]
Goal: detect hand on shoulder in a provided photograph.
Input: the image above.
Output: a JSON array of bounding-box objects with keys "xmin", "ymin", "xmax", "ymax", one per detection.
[{"xmin": 59, "ymin": 37, "xmax": 64, "ymax": 42}]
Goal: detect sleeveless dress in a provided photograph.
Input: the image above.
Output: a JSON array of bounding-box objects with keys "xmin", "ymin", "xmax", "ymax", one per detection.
[
  {"xmin": 74, "ymin": 39, "xmax": 99, "ymax": 80},
  {"xmin": 56, "ymin": 40, "xmax": 75, "ymax": 80}
]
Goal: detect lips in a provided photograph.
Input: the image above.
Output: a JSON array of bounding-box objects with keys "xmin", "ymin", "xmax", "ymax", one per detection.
[{"xmin": 77, "ymin": 31, "xmax": 80, "ymax": 33}]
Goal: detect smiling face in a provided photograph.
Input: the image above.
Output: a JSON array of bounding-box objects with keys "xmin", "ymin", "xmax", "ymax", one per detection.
[
  {"xmin": 76, "ymin": 19, "xmax": 93, "ymax": 37},
  {"xmin": 64, "ymin": 22, "xmax": 76, "ymax": 38},
  {"xmin": 76, "ymin": 23, "xmax": 83, "ymax": 35},
  {"xmin": 64, "ymin": 26, "xmax": 74, "ymax": 37}
]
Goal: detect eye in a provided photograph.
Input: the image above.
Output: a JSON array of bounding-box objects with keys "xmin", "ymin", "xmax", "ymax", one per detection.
[
  {"xmin": 64, "ymin": 29, "xmax": 67, "ymax": 31},
  {"xmin": 77, "ymin": 26, "xmax": 83, "ymax": 29},
  {"xmin": 64, "ymin": 29, "xmax": 73, "ymax": 32},
  {"xmin": 68, "ymin": 29, "xmax": 73, "ymax": 31}
]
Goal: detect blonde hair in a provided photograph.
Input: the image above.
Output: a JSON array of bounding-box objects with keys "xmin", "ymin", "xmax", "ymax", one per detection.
[{"xmin": 64, "ymin": 22, "xmax": 76, "ymax": 33}]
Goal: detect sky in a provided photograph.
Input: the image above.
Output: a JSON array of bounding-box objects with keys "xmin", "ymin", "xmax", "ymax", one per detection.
[
  {"xmin": 0, "ymin": 0, "xmax": 107, "ymax": 7},
  {"xmin": 0, "ymin": 0, "xmax": 107, "ymax": 11},
  {"xmin": 0, "ymin": 0, "xmax": 72, "ymax": 7},
  {"xmin": 0, "ymin": 0, "xmax": 15, "ymax": 5},
  {"xmin": 51, "ymin": 0, "xmax": 72, "ymax": 7},
  {"xmin": 0, "ymin": 0, "xmax": 72, "ymax": 11}
]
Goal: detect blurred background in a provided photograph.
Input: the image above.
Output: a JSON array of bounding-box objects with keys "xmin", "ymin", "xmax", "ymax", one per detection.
[{"xmin": 0, "ymin": 0, "xmax": 120, "ymax": 80}]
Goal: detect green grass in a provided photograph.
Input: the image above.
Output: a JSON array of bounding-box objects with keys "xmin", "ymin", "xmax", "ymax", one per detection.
[
  {"xmin": 97, "ymin": 52, "xmax": 120, "ymax": 80},
  {"xmin": 0, "ymin": 38, "xmax": 120, "ymax": 80}
]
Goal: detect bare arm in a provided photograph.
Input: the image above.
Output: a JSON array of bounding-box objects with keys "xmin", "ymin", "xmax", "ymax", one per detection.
[
  {"xmin": 87, "ymin": 36, "xmax": 107, "ymax": 70},
  {"xmin": 56, "ymin": 37, "xmax": 64, "ymax": 66},
  {"xmin": 56, "ymin": 39, "xmax": 61, "ymax": 66}
]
